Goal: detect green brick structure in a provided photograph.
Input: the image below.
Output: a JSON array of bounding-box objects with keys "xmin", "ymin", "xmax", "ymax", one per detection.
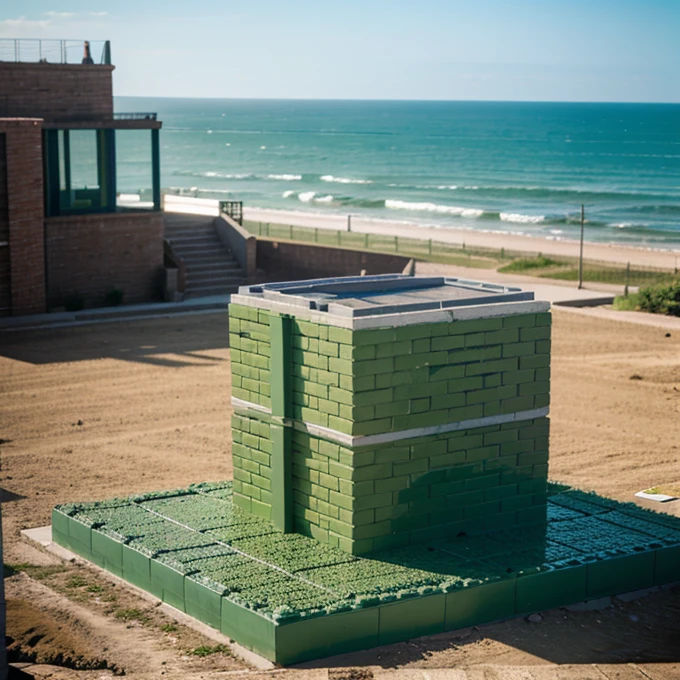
[
  {"xmin": 50, "ymin": 274, "xmax": 680, "ymax": 665},
  {"xmin": 229, "ymin": 275, "xmax": 551, "ymax": 554}
]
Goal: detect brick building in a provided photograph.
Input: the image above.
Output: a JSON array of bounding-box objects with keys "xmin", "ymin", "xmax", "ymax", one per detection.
[{"xmin": 0, "ymin": 39, "xmax": 163, "ymax": 315}]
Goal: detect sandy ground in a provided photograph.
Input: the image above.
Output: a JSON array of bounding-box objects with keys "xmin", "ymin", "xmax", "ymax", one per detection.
[
  {"xmin": 1, "ymin": 309, "xmax": 680, "ymax": 679},
  {"xmin": 163, "ymin": 197, "xmax": 680, "ymax": 269}
]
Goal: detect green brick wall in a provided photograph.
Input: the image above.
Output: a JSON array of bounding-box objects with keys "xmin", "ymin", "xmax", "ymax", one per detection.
[
  {"xmin": 232, "ymin": 413, "xmax": 273, "ymax": 520},
  {"xmin": 229, "ymin": 303, "xmax": 552, "ymax": 555},
  {"xmin": 232, "ymin": 411, "xmax": 548, "ymax": 554},
  {"xmin": 229, "ymin": 305, "xmax": 273, "ymax": 410},
  {"xmin": 289, "ymin": 312, "xmax": 550, "ymax": 436}
]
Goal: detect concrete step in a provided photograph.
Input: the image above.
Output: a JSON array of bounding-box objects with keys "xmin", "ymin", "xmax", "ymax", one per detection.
[
  {"xmin": 185, "ymin": 261, "xmax": 242, "ymax": 273},
  {"xmin": 186, "ymin": 274, "xmax": 244, "ymax": 287},
  {"xmin": 164, "ymin": 215, "xmax": 245, "ymax": 299},
  {"xmin": 179, "ymin": 256, "xmax": 241, "ymax": 269},
  {"xmin": 165, "ymin": 231, "xmax": 218, "ymax": 240},
  {"xmin": 169, "ymin": 242, "xmax": 224, "ymax": 253}
]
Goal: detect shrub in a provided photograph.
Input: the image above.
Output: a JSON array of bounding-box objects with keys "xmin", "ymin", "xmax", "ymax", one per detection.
[
  {"xmin": 498, "ymin": 255, "xmax": 563, "ymax": 273},
  {"xmin": 637, "ymin": 277, "xmax": 680, "ymax": 316}
]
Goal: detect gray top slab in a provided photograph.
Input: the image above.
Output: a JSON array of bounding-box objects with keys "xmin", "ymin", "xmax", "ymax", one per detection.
[{"xmin": 238, "ymin": 275, "xmax": 534, "ymax": 319}]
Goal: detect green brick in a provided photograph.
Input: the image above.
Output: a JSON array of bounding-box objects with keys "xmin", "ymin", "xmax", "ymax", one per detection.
[
  {"xmin": 354, "ymin": 328, "xmax": 397, "ymax": 345},
  {"xmin": 352, "ymin": 345, "xmax": 377, "ymax": 361},
  {"xmin": 500, "ymin": 396, "xmax": 535, "ymax": 414},
  {"xmin": 354, "ymin": 358, "xmax": 394, "ymax": 376},
  {"xmin": 412, "ymin": 338, "xmax": 431, "ymax": 353},
  {"xmin": 503, "ymin": 313, "xmax": 537, "ymax": 328},
  {"xmin": 395, "ymin": 352, "xmax": 448, "ymax": 371},
  {"xmin": 466, "ymin": 358, "xmax": 517, "ymax": 376},
  {"xmin": 328, "ymin": 326, "xmax": 352, "ymax": 344},
  {"xmin": 431, "ymin": 335, "xmax": 465, "ymax": 351},
  {"xmin": 374, "ymin": 401, "xmax": 411, "ymax": 418},
  {"xmin": 376, "ymin": 340, "xmax": 412, "ymax": 357}
]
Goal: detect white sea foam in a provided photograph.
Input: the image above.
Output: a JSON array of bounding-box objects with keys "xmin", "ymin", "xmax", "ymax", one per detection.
[
  {"xmin": 267, "ymin": 174, "xmax": 302, "ymax": 181},
  {"xmin": 386, "ymin": 199, "xmax": 483, "ymax": 218},
  {"xmin": 282, "ymin": 190, "xmax": 296, "ymax": 198},
  {"xmin": 436, "ymin": 185, "xmax": 458, "ymax": 190},
  {"xmin": 225, "ymin": 143, "xmax": 231, "ymax": 147},
  {"xmin": 315, "ymin": 195, "xmax": 334, "ymax": 203},
  {"xmin": 260, "ymin": 145, "xmax": 267, "ymax": 150},
  {"xmin": 298, "ymin": 191, "xmax": 316, "ymax": 203},
  {"xmin": 500, "ymin": 213, "xmax": 545, "ymax": 224},
  {"xmin": 320, "ymin": 175, "xmax": 372, "ymax": 185}
]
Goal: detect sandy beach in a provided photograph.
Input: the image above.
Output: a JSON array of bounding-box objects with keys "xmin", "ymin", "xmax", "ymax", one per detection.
[
  {"xmin": 162, "ymin": 195, "xmax": 680, "ymax": 270},
  {"xmin": 244, "ymin": 206, "xmax": 680, "ymax": 270}
]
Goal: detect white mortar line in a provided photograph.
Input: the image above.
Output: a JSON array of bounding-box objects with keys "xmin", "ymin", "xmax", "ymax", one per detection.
[{"xmin": 231, "ymin": 397, "xmax": 550, "ymax": 447}]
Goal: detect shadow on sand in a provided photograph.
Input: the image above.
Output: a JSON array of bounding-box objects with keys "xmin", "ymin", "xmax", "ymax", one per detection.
[{"xmin": 0, "ymin": 313, "xmax": 230, "ymax": 368}]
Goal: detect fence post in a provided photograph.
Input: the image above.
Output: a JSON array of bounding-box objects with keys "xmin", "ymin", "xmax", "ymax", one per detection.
[
  {"xmin": 428, "ymin": 239, "xmax": 432, "ymax": 255},
  {"xmin": 364, "ymin": 233, "xmax": 369, "ymax": 249},
  {"xmin": 395, "ymin": 236, "xmax": 399, "ymax": 252},
  {"xmin": 315, "ymin": 228, "xmax": 319, "ymax": 242},
  {"xmin": 624, "ymin": 261, "xmax": 630, "ymax": 297},
  {"xmin": 578, "ymin": 204, "xmax": 585, "ymax": 290}
]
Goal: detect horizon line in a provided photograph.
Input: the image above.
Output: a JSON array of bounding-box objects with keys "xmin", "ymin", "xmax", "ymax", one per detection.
[{"xmin": 114, "ymin": 95, "xmax": 680, "ymax": 106}]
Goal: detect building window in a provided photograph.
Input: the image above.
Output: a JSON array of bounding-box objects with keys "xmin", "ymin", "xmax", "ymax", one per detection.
[
  {"xmin": 116, "ymin": 130, "xmax": 156, "ymax": 209},
  {"xmin": 44, "ymin": 128, "xmax": 160, "ymax": 217}
]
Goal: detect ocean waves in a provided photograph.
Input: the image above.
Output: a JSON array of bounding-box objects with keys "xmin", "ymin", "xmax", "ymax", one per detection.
[{"xmin": 276, "ymin": 188, "xmax": 679, "ymax": 235}]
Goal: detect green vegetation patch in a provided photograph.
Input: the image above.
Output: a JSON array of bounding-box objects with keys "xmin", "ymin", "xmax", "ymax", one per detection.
[{"xmin": 499, "ymin": 255, "xmax": 563, "ymax": 273}]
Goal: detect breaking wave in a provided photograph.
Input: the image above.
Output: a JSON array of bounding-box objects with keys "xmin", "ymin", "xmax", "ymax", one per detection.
[
  {"xmin": 320, "ymin": 175, "xmax": 373, "ymax": 184},
  {"xmin": 385, "ymin": 199, "xmax": 484, "ymax": 218}
]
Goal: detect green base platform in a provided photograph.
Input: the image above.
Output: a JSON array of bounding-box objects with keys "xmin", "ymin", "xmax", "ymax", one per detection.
[{"xmin": 52, "ymin": 482, "xmax": 680, "ymax": 665}]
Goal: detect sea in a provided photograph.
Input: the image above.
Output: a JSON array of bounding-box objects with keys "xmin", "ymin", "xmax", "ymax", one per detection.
[{"xmin": 116, "ymin": 97, "xmax": 680, "ymax": 248}]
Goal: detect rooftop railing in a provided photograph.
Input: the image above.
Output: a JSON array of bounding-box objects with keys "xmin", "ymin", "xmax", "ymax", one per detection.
[{"xmin": 0, "ymin": 39, "xmax": 111, "ymax": 65}]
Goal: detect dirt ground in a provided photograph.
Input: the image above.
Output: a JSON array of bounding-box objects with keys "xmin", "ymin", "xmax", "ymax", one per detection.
[{"xmin": 1, "ymin": 309, "xmax": 679, "ymax": 679}]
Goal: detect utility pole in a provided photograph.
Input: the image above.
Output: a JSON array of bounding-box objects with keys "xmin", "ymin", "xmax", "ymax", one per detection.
[
  {"xmin": 578, "ymin": 204, "xmax": 585, "ymax": 290},
  {"xmin": 347, "ymin": 214, "xmax": 352, "ymax": 232}
]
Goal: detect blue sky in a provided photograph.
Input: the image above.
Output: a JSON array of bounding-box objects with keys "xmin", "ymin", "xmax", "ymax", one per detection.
[{"xmin": 2, "ymin": 0, "xmax": 679, "ymax": 102}]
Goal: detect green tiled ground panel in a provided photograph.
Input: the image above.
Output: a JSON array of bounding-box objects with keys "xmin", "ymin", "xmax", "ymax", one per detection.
[{"xmin": 52, "ymin": 485, "xmax": 680, "ymax": 665}]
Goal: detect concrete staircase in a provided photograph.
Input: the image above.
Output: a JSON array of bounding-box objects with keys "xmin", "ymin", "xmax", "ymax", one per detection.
[{"xmin": 164, "ymin": 213, "xmax": 245, "ymax": 299}]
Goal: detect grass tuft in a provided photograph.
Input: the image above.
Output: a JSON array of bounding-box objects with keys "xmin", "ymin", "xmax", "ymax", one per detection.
[
  {"xmin": 188, "ymin": 644, "xmax": 231, "ymax": 657},
  {"xmin": 499, "ymin": 255, "xmax": 563, "ymax": 273}
]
